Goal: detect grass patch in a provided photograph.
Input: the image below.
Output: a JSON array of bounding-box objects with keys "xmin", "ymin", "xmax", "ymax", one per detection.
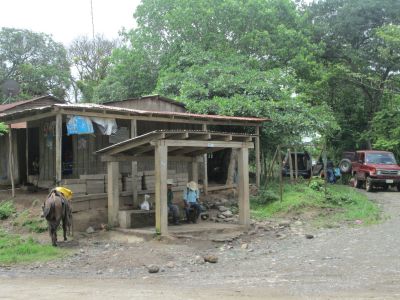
[
  {"xmin": 12, "ymin": 210, "xmax": 48, "ymax": 233},
  {"xmin": 0, "ymin": 200, "xmax": 16, "ymax": 220},
  {"xmin": 251, "ymin": 180, "xmax": 380, "ymax": 227},
  {"xmin": 0, "ymin": 230, "xmax": 65, "ymax": 264}
]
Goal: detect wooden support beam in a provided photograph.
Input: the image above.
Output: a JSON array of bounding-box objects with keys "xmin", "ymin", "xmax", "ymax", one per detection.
[
  {"xmin": 169, "ymin": 147, "xmax": 205, "ymax": 156},
  {"xmin": 101, "ymin": 154, "xmax": 194, "ymax": 162},
  {"xmin": 105, "ymin": 133, "xmax": 165, "ymax": 155},
  {"xmin": 155, "ymin": 142, "xmax": 168, "ymax": 235},
  {"xmin": 8, "ymin": 126, "xmax": 15, "ymax": 198},
  {"xmin": 168, "ymin": 132, "xmax": 189, "ymax": 140},
  {"xmin": 55, "ymin": 113, "xmax": 62, "ymax": 185},
  {"xmin": 255, "ymin": 126, "xmax": 261, "ymax": 188},
  {"xmin": 202, "ymin": 124, "xmax": 208, "ymax": 195},
  {"xmin": 131, "ymin": 145, "xmax": 154, "ymax": 156},
  {"xmin": 191, "ymin": 157, "xmax": 199, "ymax": 184},
  {"xmin": 131, "ymin": 119, "xmax": 138, "ymax": 207},
  {"xmin": 107, "ymin": 161, "xmax": 119, "ymax": 227},
  {"xmin": 191, "ymin": 133, "xmax": 211, "ymax": 140},
  {"xmin": 131, "ymin": 161, "xmax": 138, "ymax": 207},
  {"xmin": 161, "ymin": 139, "xmax": 254, "ymax": 149},
  {"xmin": 238, "ymin": 147, "xmax": 250, "ymax": 227},
  {"xmin": 187, "ymin": 147, "xmax": 225, "ymax": 157},
  {"xmin": 26, "ymin": 125, "xmax": 29, "ymax": 184},
  {"xmin": 3, "ymin": 111, "xmax": 57, "ymax": 125}
]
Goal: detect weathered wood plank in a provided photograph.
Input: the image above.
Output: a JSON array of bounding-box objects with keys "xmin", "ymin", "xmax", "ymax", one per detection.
[
  {"xmin": 154, "ymin": 142, "xmax": 168, "ymax": 235},
  {"xmin": 238, "ymin": 147, "xmax": 250, "ymax": 227},
  {"xmin": 107, "ymin": 161, "xmax": 119, "ymax": 226}
]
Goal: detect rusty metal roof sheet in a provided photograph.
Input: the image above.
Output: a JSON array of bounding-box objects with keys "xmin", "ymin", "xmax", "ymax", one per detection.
[
  {"xmin": 54, "ymin": 103, "xmax": 268, "ymax": 122},
  {"xmin": 101, "ymin": 94, "xmax": 186, "ymax": 108},
  {"xmin": 0, "ymin": 95, "xmax": 63, "ymax": 113},
  {"xmin": 0, "ymin": 102, "xmax": 269, "ymax": 124}
]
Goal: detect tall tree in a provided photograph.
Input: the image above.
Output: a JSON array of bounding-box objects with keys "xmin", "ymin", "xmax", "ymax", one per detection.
[
  {"xmin": 68, "ymin": 34, "xmax": 117, "ymax": 102},
  {"xmin": 0, "ymin": 27, "xmax": 70, "ymax": 101},
  {"xmin": 306, "ymin": 0, "xmax": 400, "ymax": 154}
]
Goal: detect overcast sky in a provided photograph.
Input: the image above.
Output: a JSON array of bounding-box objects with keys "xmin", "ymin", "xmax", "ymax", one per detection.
[{"xmin": 0, "ymin": 0, "xmax": 141, "ymax": 46}]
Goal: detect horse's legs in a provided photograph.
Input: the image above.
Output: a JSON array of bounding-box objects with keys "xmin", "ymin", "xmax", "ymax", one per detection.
[
  {"xmin": 50, "ymin": 225, "xmax": 57, "ymax": 247},
  {"xmin": 62, "ymin": 217, "xmax": 68, "ymax": 241}
]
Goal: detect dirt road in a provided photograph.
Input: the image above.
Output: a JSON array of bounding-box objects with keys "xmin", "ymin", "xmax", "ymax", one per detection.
[{"xmin": 1, "ymin": 188, "xmax": 399, "ymax": 299}]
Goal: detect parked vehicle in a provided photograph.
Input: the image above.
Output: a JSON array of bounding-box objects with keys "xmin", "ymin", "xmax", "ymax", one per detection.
[
  {"xmin": 282, "ymin": 151, "xmax": 312, "ymax": 178},
  {"xmin": 342, "ymin": 150, "xmax": 400, "ymax": 192}
]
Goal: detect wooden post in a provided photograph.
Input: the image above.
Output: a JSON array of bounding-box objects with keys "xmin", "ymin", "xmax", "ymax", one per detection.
[
  {"xmin": 255, "ymin": 126, "xmax": 261, "ymax": 188},
  {"xmin": 55, "ymin": 113, "xmax": 62, "ymax": 185},
  {"xmin": 26, "ymin": 124, "xmax": 29, "ymax": 183},
  {"xmin": 278, "ymin": 145, "xmax": 283, "ymax": 202},
  {"xmin": 294, "ymin": 147, "xmax": 298, "ymax": 181},
  {"xmin": 288, "ymin": 148, "xmax": 294, "ymax": 183},
  {"xmin": 155, "ymin": 142, "xmax": 168, "ymax": 235},
  {"xmin": 191, "ymin": 157, "xmax": 199, "ymax": 183},
  {"xmin": 238, "ymin": 147, "xmax": 250, "ymax": 227},
  {"xmin": 202, "ymin": 124, "xmax": 208, "ymax": 195},
  {"xmin": 131, "ymin": 120, "xmax": 138, "ymax": 206},
  {"xmin": 107, "ymin": 161, "xmax": 119, "ymax": 227},
  {"xmin": 8, "ymin": 125, "xmax": 15, "ymax": 198}
]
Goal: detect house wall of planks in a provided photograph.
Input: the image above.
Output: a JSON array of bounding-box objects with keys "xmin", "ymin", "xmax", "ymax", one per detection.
[{"xmin": 26, "ymin": 116, "xmax": 199, "ymax": 193}]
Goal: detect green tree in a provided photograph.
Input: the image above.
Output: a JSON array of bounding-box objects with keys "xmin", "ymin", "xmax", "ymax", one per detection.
[
  {"xmin": 0, "ymin": 27, "xmax": 71, "ymax": 101},
  {"xmin": 306, "ymin": 0, "xmax": 400, "ymax": 154},
  {"xmin": 68, "ymin": 34, "xmax": 117, "ymax": 102}
]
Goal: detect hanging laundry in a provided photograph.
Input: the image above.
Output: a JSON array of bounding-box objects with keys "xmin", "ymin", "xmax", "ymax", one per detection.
[
  {"xmin": 67, "ymin": 116, "xmax": 94, "ymax": 135},
  {"xmin": 91, "ymin": 117, "xmax": 117, "ymax": 135}
]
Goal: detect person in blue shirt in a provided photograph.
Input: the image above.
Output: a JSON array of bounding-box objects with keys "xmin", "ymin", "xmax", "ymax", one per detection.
[{"xmin": 183, "ymin": 181, "xmax": 201, "ymax": 223}]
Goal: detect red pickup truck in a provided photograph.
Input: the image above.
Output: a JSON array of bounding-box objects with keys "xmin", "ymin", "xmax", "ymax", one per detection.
[{"xmin": 350, "ymin": 150, "xmax": 400, "ymax": 192}]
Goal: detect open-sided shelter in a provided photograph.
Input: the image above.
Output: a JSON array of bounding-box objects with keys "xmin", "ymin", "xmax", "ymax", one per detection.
[{"xmin": 0, "ymin": 95, "xmax": 267, "ymax": 231}]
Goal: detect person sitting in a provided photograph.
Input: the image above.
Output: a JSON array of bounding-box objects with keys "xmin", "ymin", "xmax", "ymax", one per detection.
[
  {"xmin": 167, "ymin": 179, "xmax": 180, "ymax": 225},
  {"xmin": 183, "ymin": 181, "xmax": 201, "ymax": 223}
]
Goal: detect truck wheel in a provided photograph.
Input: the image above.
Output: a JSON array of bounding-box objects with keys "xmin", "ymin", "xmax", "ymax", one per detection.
[
  {"xmin": 366, "ymin": 177, "xmax": 373, "ymax": 192},
  {"xmin": 397, "ymin": 184, "xmax": 400, "ymax": 192},
  {"xmin": 353, "ymin": 177, "xmax": 362, "ymax": 189},
  {"xmin": 339, "ymin": 158, "xmax": 352, "ymax": 173}
]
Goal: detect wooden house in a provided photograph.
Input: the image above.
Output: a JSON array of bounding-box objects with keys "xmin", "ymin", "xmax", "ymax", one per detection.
[{"xmin": 0, "ymin": 95, "xmax": 266, "ymax": 232}]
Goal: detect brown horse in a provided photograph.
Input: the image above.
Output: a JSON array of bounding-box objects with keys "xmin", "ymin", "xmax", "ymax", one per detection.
[{"xmin": 42, "ymin": 189, "xmax": 72, "ymax": 246}]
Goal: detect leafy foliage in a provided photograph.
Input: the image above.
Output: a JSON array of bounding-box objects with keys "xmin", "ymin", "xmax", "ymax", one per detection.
[
  {"xmin": 0, "ymin": 200, "xmax": 15, "ymax": 220},
  {"xmin": 68, "ymin": 35, "xmax": 117, "ymax": 102},
  {"xmin": 0, "ymin": 27, "xmax": 70, "ymax": 101},
  {"xmin": 306, "ymin": 0, "xmax": 400, "ymax": 157}
]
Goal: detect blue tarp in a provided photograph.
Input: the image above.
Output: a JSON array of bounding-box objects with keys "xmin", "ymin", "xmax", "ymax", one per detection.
[{"xmin": 67, "ymin": 116, "xmax": 94, "ymax": 135}]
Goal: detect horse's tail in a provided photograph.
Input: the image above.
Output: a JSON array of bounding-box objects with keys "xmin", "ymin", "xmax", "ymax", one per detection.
[{"xmin": 43, "ymin": 191, "xmax": 56, "ymax": 220}]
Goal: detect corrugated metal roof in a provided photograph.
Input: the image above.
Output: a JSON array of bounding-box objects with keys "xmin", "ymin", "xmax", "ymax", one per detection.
[
  {"xmin": 101, "ymin": 94, "xmax": 186, "ymax": 108},
  {"xmin": 0, "ymin": 95, "xmax": 63, "ymax": 113},
  {"xmin": 54, "ymin": 103, "xmax": 268, "ymax": 122},
  {"xmin": 0, "ymin": 102, "xmax": 269, "ymax": 124}
]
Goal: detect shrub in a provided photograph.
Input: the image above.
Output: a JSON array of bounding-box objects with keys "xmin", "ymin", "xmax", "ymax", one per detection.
[
  {"xmin": 0, "ymin": 201, "xmax": 16, "ymax": 220},
  {"xmin": 252, "ymin": 189, "xmax": 279, "ymax": 205},
  {"xmin": 309, "ymin": 179, "xmax": 324, "ymax": 191}
]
